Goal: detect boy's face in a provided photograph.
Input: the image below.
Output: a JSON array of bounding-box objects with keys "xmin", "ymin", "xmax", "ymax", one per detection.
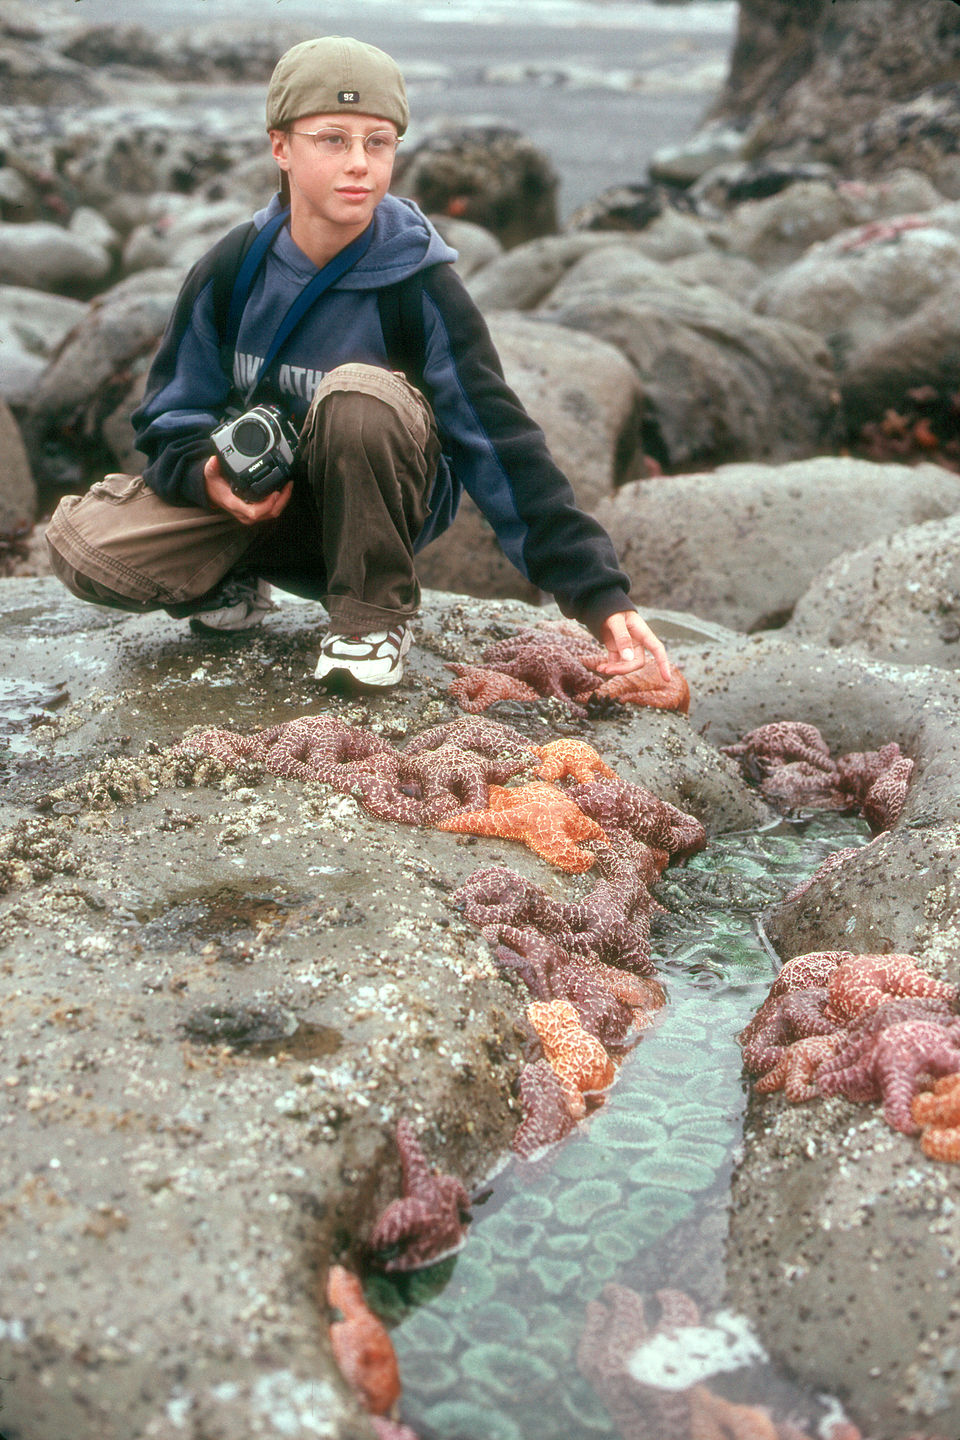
[{"xmin": 270, "ymin": 113, "xmax": 399, "ymax": 239}]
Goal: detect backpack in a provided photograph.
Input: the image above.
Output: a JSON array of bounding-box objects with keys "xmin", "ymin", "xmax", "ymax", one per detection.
[{"xmin": 209, "ymin": 211, "xmax": 429, "ymax": 401}]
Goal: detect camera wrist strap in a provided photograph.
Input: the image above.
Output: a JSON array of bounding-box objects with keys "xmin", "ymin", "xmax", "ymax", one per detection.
[{"xmin": 235, "ymin": 217, "xmax": 375, "ymax": 406}]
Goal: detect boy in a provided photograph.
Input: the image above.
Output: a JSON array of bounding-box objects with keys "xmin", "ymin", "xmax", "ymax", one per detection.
[{"xmin": 47, "ymin": 35, "xmax": 670, "ymax": 693}]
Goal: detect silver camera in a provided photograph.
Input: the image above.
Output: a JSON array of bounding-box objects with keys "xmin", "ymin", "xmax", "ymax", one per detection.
[{"xmin": 210, "ymin": 403, "xmax": 300, "ymax": 498}]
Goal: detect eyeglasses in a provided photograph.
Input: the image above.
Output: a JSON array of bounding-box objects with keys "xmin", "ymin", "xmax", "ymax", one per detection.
[{"xmin": 289, "ymin": 127, "xmax": 402, "ymax": 160}]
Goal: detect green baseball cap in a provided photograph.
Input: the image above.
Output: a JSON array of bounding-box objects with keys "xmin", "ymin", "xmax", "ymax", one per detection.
[{"xmin": 266, "ymin": 36, "xmax": 409, "ymax": 135}]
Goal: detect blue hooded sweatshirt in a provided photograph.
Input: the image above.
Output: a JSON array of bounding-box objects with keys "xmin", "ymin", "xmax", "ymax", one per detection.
[{"xmin": 132, "ymin": 191, "xmax": 634, "ymax": 635}]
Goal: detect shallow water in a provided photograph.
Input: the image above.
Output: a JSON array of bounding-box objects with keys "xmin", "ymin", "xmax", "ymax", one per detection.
[{"xmin": 367, "ymin": 813, "xmax": 872, "ymax": 1440}]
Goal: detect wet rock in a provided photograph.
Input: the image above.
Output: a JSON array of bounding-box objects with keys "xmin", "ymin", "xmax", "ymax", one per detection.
[
  {"xmin": 647, "ymin": 124, "xmax": 746, "ymax": 188},
  {"xmin": 120, "ymin": 196, "xmax": 254, "ymax": 276},
  {"xmin": 0, "ymin": 218, "xmax": 112, "ymax": 295},
  {"xmin": 395, "ymin": 124, "xmax": 559, "ymax": 249},
  {"xmin": 722, "ymin": 169, "xmax": 945, "ymax": 271},
  {"xmin": 415, "ymin": 313, "xmax": 645, "ymax": 603},
  {"xmin": 787, "ymin": 511, "xmax": 960, "ymax": 667},
  {"xmin": 838, "ymin": 273, "xmax": 960, "ymax": 434},
  {"xmin": 59, "ymin": 121, "xmax": 264, "ymax": 211},
  {"xmin": 0, "ymin": 37, "xmax": 106, "ymax": 107},
  {"xmin": 0, "ymin": 285, "xmax": 85, "ymax": 408},
  {"xmin": 754, "ymin": 217, "xmax": 960, "ymax": 369},
  {"xmin": 428, "ymin": 214, "xmax": 503, "ymax": 278},
  {"xmin": 593, "ymin": 456, "xmax": 960, "ymax": 634},
  {"xmin": 545, "ymin": 273, "xmax": 837, "ymax": 472},
  {"xmin": 20, "ymin": 267, "xmax": 181, "ymax": 487},
  {"xmin": 467, "ymin": 232, "xmax": 646, "ymax": 313},
  {"xmin": 0, "ymin": 396, "xmax": 35, "ymax": 535},
  {"xmin": 690, "ymin": 158, "xmax": 838, "ymax": 212}
]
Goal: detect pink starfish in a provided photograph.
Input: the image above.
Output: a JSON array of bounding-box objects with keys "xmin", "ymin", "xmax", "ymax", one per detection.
[
  {"xmin": 368, "ymin": 1118, "xmax": 472, "ymax": 1270},
  {"xmin": 825, "ymin": 953, "xmax": 959, "ymax": 1023},
  {"xmin": 816, "ymin": 1019, "xmax": 960, "ymax": 1132},
  {"xmin": 512, "ymin": 1058, "xmax": 579, "ymax": 1158}
]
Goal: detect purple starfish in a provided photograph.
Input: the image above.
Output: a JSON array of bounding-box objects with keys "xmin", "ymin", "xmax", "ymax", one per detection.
[
  {"xmin": 368, "ymin": 1118, "xmax": 472, "ymax": 1271},
  {"xmin": 512, "ymin": 1058, "xmax": 578, "ymax": 1158}
]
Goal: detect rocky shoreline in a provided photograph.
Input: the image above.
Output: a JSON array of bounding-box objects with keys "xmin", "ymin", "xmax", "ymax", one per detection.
[{"xmin": 4, "ymin": 2, "xmax": 960, "ymax": 1438}]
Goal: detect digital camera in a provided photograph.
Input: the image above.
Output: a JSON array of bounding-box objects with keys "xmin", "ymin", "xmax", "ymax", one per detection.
[{"xmin": 210, "ymin": 403, "xmax": 300, "ymax": 498}]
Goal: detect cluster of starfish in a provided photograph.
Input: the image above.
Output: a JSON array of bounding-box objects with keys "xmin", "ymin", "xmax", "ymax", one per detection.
[
  {"xmin": 739, "ymin": 950, "xmax": 960, "ymax": 1151},
  {"xmin": 451, "ymin": 809, "xmax": 678, "ymax": 1155},
  {"xmin": 444, "ymin": 622, "xmax": 690, "ymax": 717},
  {"xmin": 720, "ymin": 722, "xmax": 913, "ymax": 833},
  {"xmin": 576, "ymin": 1281, "xmax": 843, "ymax": 1440}
]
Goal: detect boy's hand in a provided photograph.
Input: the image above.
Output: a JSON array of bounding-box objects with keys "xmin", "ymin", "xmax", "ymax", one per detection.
[
  {"xmin": 204, "ymin": 455, "xmax": 293, "ymax": 525},
  {"xmin": 595, "ymin": 609, "xmax": 672, "ymax": 682}
]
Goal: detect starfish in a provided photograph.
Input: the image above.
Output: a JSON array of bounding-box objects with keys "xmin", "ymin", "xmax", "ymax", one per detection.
[
  {"xmin": 577, "ymin": 1283, "xmax": 704, "ymax": 1440},
  {"xmin": 913, "ymin": 1073, "xmax": 960, "ymax": 1162},
  {"xmin": 495, "ymin": 928, "xmax": 637, "ymax": 1049},
  {"xmin": 825, "ymin": 953, "xmax": 959, "ymax": 1023},
  {"xmin": 533, "ymin": 738, "xmax": 618, "ymax": 785},
  {"xmin": 512, "ymin": 1058, "xmax": 579, "ymax": 1157},
  {"xmin": 753, "ymin": 1032, "xmax": 847, "ymax": 1101},
  {"xmin": 527, "ymin": 998, "xmax": 616, "ymax": 1118},
  {"xmin": 769, "ymin": 951, "xmax": 851, "ymax": 997},
  {"xmin": 567, "ymin": 776, "xmax": 707, "ymax": 862},
  {"xmin": 836, "ymin": 741, "xmax": 905, "ymax": 804},
  {"xmin": 369, "ymin": 1420, "xmax": 421, "ymax": 1440},
  {"xmin": 479, "ymin": 635, "xmax": 602, "ymax": 712},
  {"xmin": 816, "ymin": 1019, "xmax": 960, "ymax": 1131},
  {"xmin": 756, "ymin": 761, "xmax": 849, "ymax": 811},
  {"xmin": 738, "ymin": 987, "xmax": 835, "ymax": 1077},
  {"xmin": 401, "ymin": 714, "xmax": 534, "ymax": 766},
  {"xmin": 445, "ymin": 662, "xmax": 540, "ymax": 711},
  {"xmin": 437, "ymin": 779, "xmax": 608, "ymax": 872},
  {"xmin": 579, "ymin": 654, "xmax": 691, "ymax": 716},
  {"xmin": 368, "ymin": 1117, "xmax": 472, "ymax": 1271},
  {"xmin": 326, "ymin": 1264, "xmax": 401, "ymax": 1416},
  {"xmin": 452, "ymin": 839, "xmax": 658, "ymax": 973},
  {"xmin": 180, "ymin": 714, "xmax": 397, "ymax": 783},
  {"xmin": 721, "ymin": 722, "xmax": 837, "ymax": 775},
  {"xmin": 861, "ymin": 754, "xmax": 913, "ymax": 833},
  {"xmin": 688, "ymin": 1384, "xmax": 781, "ymax": 1440},
  {"xmin": 351, "ymin": 740, "xmax": 534, "ymax": 826}
]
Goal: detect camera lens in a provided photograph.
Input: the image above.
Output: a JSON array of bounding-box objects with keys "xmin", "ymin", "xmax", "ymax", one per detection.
[{"xmin": 232, "ymin": 417, "xmax": 271, "ymax": 456}]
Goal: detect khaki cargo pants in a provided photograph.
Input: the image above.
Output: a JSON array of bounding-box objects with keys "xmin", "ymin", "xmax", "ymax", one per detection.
[{"xmin": 46, "ymin": 364, "xmax": 441, "ymax": 632}]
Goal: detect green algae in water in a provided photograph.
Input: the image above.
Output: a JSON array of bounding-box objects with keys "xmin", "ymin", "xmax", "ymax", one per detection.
[{"xmin": 388, "ymin": 812, "xmax": 871, "ymax": 1440}]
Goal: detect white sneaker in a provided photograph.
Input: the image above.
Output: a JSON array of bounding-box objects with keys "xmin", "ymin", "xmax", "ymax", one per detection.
[
  {"xmin": 189, "ymin": 577, "xmax": 275, "ymax": 633},
  {"xmin": 313, "ymin": 623, "xmax": 412, "ymax": 689}
]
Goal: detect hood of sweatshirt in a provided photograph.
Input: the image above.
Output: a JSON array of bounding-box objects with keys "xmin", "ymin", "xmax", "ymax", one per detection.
[{"xmin": 254, "ymin": 190, "xmax": 458, "ymax": 290}]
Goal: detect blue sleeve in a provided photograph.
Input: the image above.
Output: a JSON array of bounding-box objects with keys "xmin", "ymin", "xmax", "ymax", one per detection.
[
  {"xmin": 419, "ymin": 263, "xmax": 635, "ymax": 635},
  {"xmin": 131, "ymin": 249, "xmax": 234, "ymax": 509}
]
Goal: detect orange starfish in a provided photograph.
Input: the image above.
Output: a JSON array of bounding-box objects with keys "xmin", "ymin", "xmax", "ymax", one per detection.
[
  {"xmin": 581, "ymin": 655, "xmax": 691, "ymax": 715},
  {"xmin": 445, "ymin": 663, "xmax": 539, "ymax": 711},
  {"xmin": 326, "ymin": 1265, "xmax": 401, "ymax": 1416},
  {"xmin": 527, "ymin": 997, "xmax": 616, "ymax": 1118},
  {"xmin": 825, "ymin": 953, "xmax": 959, "ymax": 1023},
  {"xmin": 753, "ymin": 1032, "xmax": 846, "ymax": 1101},
  {"xmin": 437, "ymin": 780, "xmax": 608, "ymax": 872},
  {"xmin": 689, "ymin": 1383, "xmax": 781, "ymax": 1440},
  {"xmin": 913, "ymin": 1073, "xmax": 960, "ymax": 1162},
  {"xmin": 768, "ymin": 951, "xmax": 850, "ymax": 997},
  {"xmin": 533, "ymin": 738, "xmax": 618, "ymax": 784}
]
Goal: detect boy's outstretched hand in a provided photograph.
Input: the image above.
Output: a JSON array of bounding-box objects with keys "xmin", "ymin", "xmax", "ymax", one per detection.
[{"xmin": 595, "ymin": 609, "xmax": 672, "ymax": 681}]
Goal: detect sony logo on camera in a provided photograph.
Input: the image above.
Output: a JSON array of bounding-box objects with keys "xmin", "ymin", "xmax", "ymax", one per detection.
[{"xmin": 211, "ymin": 404, "xmax": 300, "ymax": 498}]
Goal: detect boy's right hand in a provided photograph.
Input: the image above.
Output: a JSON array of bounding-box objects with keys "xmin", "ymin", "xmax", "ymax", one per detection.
[{"xmin": 203, "ymin": 454, "xmax": 293, "ymax": 526}]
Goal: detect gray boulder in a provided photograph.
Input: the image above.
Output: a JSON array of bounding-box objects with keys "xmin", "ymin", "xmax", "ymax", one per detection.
[
  {"xmin": 839, "ymin": 274, "xmax": 960, "ymax": 431},
  {"xmin": 754, "ymin": 219, "xmax": 960, "ymax": 368},
  {"xmin": 121, "ymin": 197, "xmax": 253, "ymax": 276},
  {"xmin": 394, "ymin": 124, "xmax": 559, "ymax": 250},
  {"xmin": 544, "ymin": 272, "xmax": 837, "ymax": 472},
  {"xmin": 415, "ymin": 313, "xmax": 645, "ymax": 603},
  {"xmin": 0, "ymin": 396, "xmax": 35, "ymax": 534},
  {"xmin": 428, "ymin": 215, "xmax": 503, "ymax": 278},
  {"xmin": 467, "ymin": 232, "xmax": 647, "ymax": 313},
  {"xmin": 787, "ymin": 510, "xmax": 960, "ymax": 666},
  {"xmin": 0, "ymin": 220, "xmax": 112, "ymax": 294},
  {"xmin": 0, "ymin": 285, "xmax": 86, "ymax": 408},
  {"xmin": 21, "ymin": 269, "xmax": 182, "ymax": 487},
  {"xmin": 724, "ymin": 170, "xmax": 945, "ymax": 271},
  {"xmin": 0, "ymin": 38, "xmax": 106, "ymax": 106},
  {"xmin": 592, "ymin": 456, "xmax": 960, "ymax": 633},
  {"xmin": 59, "ymin": 122, "xmax": 263, "ymax": 210}
]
